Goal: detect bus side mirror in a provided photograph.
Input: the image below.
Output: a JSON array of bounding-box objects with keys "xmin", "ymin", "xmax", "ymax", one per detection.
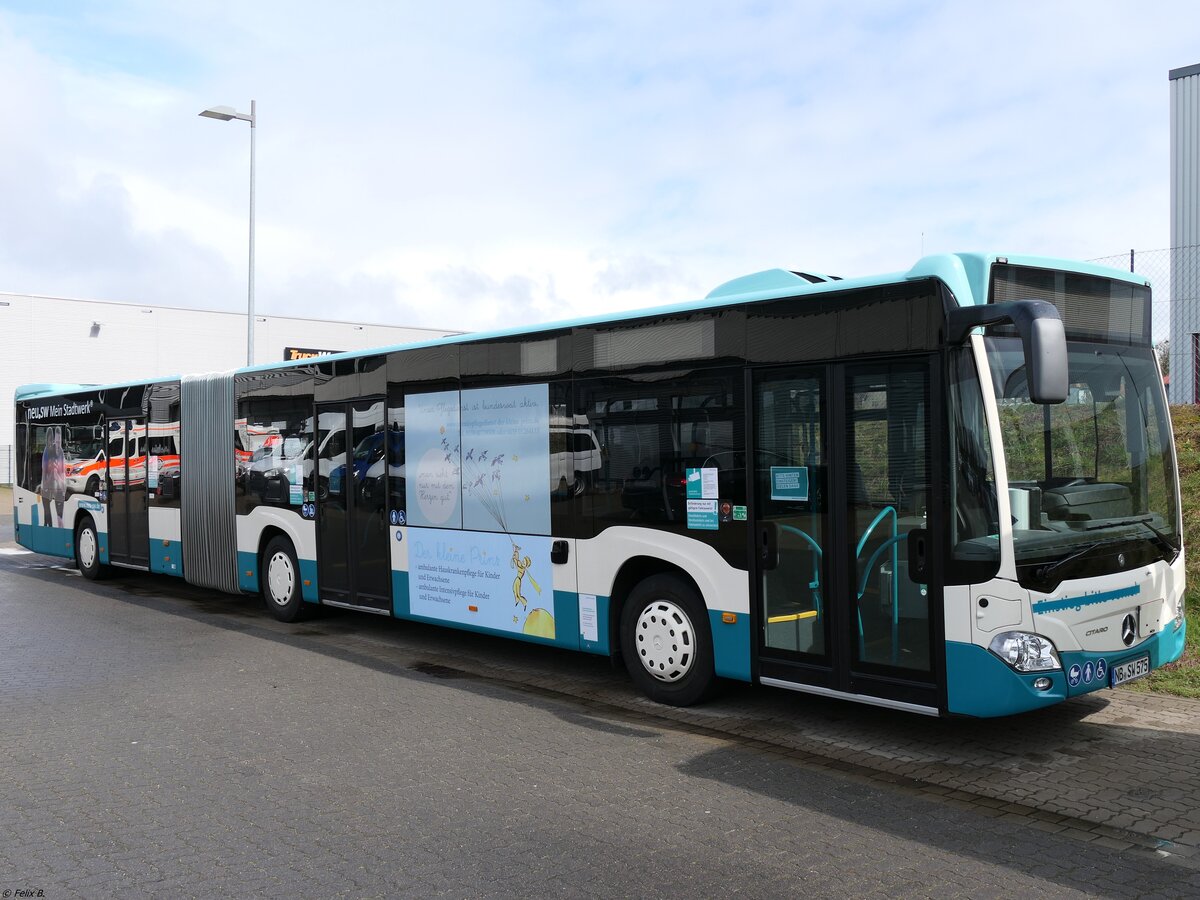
[
  {"xmin": 947, "ymin": 299, "xmax": 1068, "ymax": 404},
  {"xmin": 1025, "ymin": 315, "xmax": 1068, "ymax": 405}
]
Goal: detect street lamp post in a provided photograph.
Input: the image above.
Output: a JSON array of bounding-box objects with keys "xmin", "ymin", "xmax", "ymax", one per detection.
[{"xmin": 199, "ymin": 101, "xmax": 256, "ymax": 366}]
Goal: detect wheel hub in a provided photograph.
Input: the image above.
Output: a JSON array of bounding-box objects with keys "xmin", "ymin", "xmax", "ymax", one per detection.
[
  {"xmin": 267, "ymin": 551, "xmax": 294, "ymax": 606},
  {"xmin": 78, "ymin": 528, "xmax": 96, "ymax": 569},
  {"xmin": 634, "ymin": 599, "xmax": 694, "ymax": 682}
]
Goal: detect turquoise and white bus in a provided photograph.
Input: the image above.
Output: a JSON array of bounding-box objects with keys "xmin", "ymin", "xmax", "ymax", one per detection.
[{"xmin": 11, "ymin": 253, "xmax": 1185, "ymax": 716}]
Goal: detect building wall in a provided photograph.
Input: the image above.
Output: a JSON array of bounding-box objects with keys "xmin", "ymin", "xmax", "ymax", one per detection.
[
  {"xmin": 1169, "ymin": 62, "xmax": 1200, "ymax": 404},
  {"xmin": 0, "ymin": 291, "xmax": 459, "ymax": 465}
]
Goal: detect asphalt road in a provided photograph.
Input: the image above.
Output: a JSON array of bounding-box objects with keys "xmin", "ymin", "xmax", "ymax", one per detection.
[{"xmin": 1, "ymin": 548, "xmax": 1198, "ymax": 898}]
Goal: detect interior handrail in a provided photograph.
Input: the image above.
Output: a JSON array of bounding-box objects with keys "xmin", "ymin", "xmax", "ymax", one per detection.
[
  {"xmin": 855, "ymin": 505, "xmax": 897, "ymax": 560},
  {"xmin": 854, "ymin": 505, "xmax": 899, "ymax": 664},
  {"xmin": 778, "ymin": 524, "xmax": 822, "ymax": 617}
]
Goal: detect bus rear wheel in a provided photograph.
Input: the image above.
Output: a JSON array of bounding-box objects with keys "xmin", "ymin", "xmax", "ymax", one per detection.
[
  {"xmin": 262, "ymin": 536, "xmax": 308, "ymax": 622},
  {"xmin": 75, "ymin": 515, "xmax": 110, "ymax": 580},
  {"xmin": 620, "ymin": 573, "xmax": 716, "ymax": 706}
]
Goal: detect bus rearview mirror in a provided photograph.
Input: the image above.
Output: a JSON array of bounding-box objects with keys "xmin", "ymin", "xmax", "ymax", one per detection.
[{"xmin": 946, "ymin": 299, "xmax": 1068, "ymax": 405}]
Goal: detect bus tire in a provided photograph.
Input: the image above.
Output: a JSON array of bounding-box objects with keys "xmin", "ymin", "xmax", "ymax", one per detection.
[
  {"xmin": 620, "ymin": 573, "xmax": 716, "ymax": 706},
  {"xmin": 262, "ymin": 536, "xmax": 308, "ymax": 622},
  {"xmin": 75, "ymin": 515, "xmax": 110, "ymax": 581}
]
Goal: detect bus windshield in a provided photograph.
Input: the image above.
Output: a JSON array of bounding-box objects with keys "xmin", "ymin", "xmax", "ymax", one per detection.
[{"xmin": 985, "ymin": 337, "xmax": 1179, "ymax": 590}]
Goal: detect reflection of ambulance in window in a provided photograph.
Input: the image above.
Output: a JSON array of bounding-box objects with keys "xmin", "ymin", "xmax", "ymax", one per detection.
[
  {"xmin": 63, "ymin": 423, "xmax": 180, "ymax": 496},
  {"xmin": 551, "ymin": 413, "xmax": 602, "ymax": 495},
  {"xmin": 62, "ymin": 426, "xmax": 106, "ymax": 495},
  {"xmin": 146, "ymin": 425, "xmax": 182, "ymax": 497}
]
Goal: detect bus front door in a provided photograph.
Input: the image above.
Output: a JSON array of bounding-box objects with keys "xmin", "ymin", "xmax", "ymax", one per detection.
[
  {"xmin": 315, "ymin": 400, "xmax": 391, "ymax": 612},
  {"xmin": 107, "ymin": 417, "xmax": 150, "ymax": 568},
  {"xmin": 752, "ymin": 361, "xmax": 941, "ymax": 712}
]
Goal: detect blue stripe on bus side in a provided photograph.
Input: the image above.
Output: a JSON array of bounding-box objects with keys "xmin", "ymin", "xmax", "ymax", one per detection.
[
  {"xmin": 237, "ymin": 551, "xmax": 258, "ymax": 593},
  {"xmin": 299, "ymin": 559, "xmax": 318, "ymax": 601},
  {"xmin": 710, "ymin": 610, "xmax": 752, "ymax": 682},
  {"xmin": 237, "ymin": 550, "xmax": 319, "ymax": 602},
  {"xmin": 150, "ymin": 540, "xmax": 184, "ymax": 577},
  {"xmin": 24, "ymin": 507, "xmax": 74, "ymax": 559}
]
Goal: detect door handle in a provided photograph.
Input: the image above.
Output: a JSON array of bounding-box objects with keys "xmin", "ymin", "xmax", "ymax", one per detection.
[
  {"xmin": 907, "ymin": 528, "xmax": 929, "ymax": 583},
  {"xmin": 760, "ymin": 522, "xmax": 778, "ymax": 571}
]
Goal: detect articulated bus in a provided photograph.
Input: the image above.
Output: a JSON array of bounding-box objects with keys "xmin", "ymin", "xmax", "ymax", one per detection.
[{"xmin": 11, "ymin": 253, "xmax": 1185, "ymax": 717}]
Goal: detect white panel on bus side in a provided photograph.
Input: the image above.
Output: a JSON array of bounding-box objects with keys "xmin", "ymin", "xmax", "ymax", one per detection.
[
  {"xmin": 13, "ymin": 485, "xmax": 36, "ymax": 527},
  {"xmin": 236, "ymin": 508, "xmax": 317, "ymax": 563},
  {"xmin": 147, "ymin": 506, "xmax": 181, "ymax": 542},
  {"xmin": 552, "ymin": 538, "xmax": 578, "ymax": 594},
  {"xmin": 13, "ymin": 485, "xmax": 106, "ymax": 531},
  {"xmin": 969, "ymin": 579, "xmax": 1029, "ymax": 639},
  {"xmin": 389, "ymin": 525, "xmax": 408, "ymax": 574},
  {"xmin": 942, "ymin": 583, "xmax": 974, "ymax": 644},
  {"xmin": 575, "ymin": 526, "xmax": 749, "ymax": 614}
]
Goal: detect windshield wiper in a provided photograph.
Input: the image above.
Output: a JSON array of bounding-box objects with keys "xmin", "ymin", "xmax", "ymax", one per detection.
[
  {"xmin": 1034, "ymin": 537, "xmax": 1130, "ymax": 582},
  {"xmin": 1084, "ymin": 516, "xmax": 1180, "ymax": 556}
]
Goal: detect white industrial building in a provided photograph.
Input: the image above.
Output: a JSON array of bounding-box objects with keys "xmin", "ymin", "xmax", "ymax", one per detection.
[
  {"xmin": 1, "ymin": 291, "xmax": 459, "ymax": 481},
  {"xmin": 1169, "ymin": 61, "xmax": 1200, "ymax": 404}
]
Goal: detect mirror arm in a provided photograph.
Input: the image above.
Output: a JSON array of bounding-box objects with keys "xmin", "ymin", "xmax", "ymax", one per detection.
[
  {"xmin": 946, "ymin": 299, "xmax": 1061, "ymax": 344},
  {"xmin": 947, "ymin": 299, "xmax": 1068, "ymax": 404}
]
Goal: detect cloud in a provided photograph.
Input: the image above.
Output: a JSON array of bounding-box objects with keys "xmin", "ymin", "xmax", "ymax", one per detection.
[{"xmin": 0, "ymin": 0, "xmax": 1198, "ymax": 338}]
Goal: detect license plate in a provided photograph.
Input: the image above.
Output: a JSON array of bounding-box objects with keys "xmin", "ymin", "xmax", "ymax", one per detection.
[{"xmin": 1111, "ymin": 656, "xmax": 1151, "ymax": 687}]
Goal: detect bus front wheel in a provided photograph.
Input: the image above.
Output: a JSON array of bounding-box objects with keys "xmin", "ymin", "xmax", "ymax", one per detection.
[
  {"xmin": 620, "ymin": 574, "xmax": 716, "ymax": 706},
  {"xmin": 75, "ymin": 515, "xmax": 110, "ymax": 580},
  {"xmin": 262, "ymin": 536, "xmax": 308, "ymax": 622}
]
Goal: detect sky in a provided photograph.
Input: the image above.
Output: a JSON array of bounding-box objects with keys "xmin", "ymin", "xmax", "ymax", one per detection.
[{"xmin": 0, "ymin": 0, "xmax": 1197, "ymax": 336}]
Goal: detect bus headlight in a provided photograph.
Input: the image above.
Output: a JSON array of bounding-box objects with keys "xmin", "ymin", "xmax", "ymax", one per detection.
[{"xmin": 988, "ymin": 632, "xmax": 1062, "ymax": 672}]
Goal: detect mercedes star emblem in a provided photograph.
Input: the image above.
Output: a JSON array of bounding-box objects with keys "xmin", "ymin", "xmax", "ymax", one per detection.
[{"xmin": 1121, "ymin": 613, "xmax": 1137, "ymax": 646}]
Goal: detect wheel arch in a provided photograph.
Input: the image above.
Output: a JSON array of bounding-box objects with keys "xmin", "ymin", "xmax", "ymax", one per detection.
[
  {"xmin": 72, "ymin": 508, "xmax": 104, "ymax": 558},
  {"xmin": 608, "ymin": 556, "xmax": 702, "ymax": 661}
]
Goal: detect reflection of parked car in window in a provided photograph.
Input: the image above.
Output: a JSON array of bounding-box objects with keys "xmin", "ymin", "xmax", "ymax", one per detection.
[
  {"xmin": 329, "ymin": 430, "xmax": 404, "ymax": 507},
  {"xmin": 551, "ymin": 415, "xmax": 601, "ymax": 496},
  {"xmin": 359, "ymin": 430, "xmax": 405, "ymax": 510},
  {"xmin": 245, "ymin": 437, "xmax": 310, "ymax": 506}
]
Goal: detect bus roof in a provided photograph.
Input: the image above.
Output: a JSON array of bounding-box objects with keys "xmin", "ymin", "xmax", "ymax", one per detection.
[{"xmin": 15, "ymin": 252, "xmax": 1148, "ymax": 401}]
